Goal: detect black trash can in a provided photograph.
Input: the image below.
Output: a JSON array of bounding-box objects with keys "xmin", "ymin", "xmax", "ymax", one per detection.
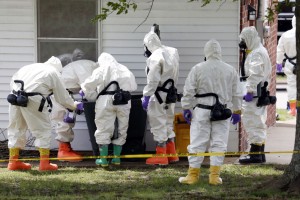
[
  {"xmin": 122, "ymin": 95, "xmax": 147, "ymax": 161},
  {"xmin": 83, "ymin": 95, "xmax": 147, "ymax": 160},
  {"xmin": 83, "ymin": 102, "xmax": 99, "ymax": 156}
]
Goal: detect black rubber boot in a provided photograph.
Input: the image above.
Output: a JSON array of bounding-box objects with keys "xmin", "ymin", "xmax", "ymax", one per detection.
[{"xmin": 239, "ymin": 144, "xmax": 263, "ymax": 164}]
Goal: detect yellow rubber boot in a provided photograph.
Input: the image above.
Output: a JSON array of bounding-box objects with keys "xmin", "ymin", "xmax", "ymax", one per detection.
[
  {"xmin": 7, "ymin": 148, "xmax": 31, "ymax": 171},
  {"xmin": 57, "ymin": 142, "xmax": 82, "ymax": 162},
  {"xmin": 209, "ymin": 166, "xmax": 222, "ymax": 185},
  {"xmin": 178, "ymin": 167, "xmax": 200, "ymax": 184},
  {"xmin": 289, "ymin": 100, "xmax": 296, "ymax": 116},
  {"xmin": 39, "ymin": 148, "xmax": 58, "ymax": 171}
]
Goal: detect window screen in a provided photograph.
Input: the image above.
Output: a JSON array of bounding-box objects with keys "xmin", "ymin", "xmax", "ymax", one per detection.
[{"xmin": 37, "ymin": 0, "xmax": 98, "ymax": 62}]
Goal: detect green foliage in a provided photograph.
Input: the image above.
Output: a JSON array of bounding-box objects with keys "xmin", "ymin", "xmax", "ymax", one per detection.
[
  {"xmin": 91, "ymin": 0, "xmax": 137, "ymax": 23},
  {"xmin": 91, "ymin": 0, "xmax": 294, "ymax": 23}
]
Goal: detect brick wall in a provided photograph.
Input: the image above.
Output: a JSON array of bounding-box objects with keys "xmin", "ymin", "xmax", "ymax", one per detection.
[{"xmin": 239, "ymin": 0, "xmax": 277, "ymax": 151}]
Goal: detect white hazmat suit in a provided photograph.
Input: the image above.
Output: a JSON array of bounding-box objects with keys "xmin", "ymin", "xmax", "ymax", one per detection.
[
  {"xmin": 51, "ymin": 60, "xmax": 98, "ymax": 142},
  {"xmin": 81, "ymin": 53, "xmax": 137, "ymax": 166},
  {"xmin": 277, "ymin": 16, "xmax": 296, "ymax": 115},
  {"xmin": 179, "ymin": 39, "xmax": 242, "ymax": 185},
  {"xmin": 142, "ymin": 30, "xmax": 180, "ymax": 165},
  {"xmin": 7, "ymin": 56, "xmax": 79, "ymax": 171},
  {"xmin": 50, "ymin": 59, "xmax": 98, "ymax": 162},
  {"xmin": 239, "ymin": 26, "xmax": 272, "ymax": 164}
]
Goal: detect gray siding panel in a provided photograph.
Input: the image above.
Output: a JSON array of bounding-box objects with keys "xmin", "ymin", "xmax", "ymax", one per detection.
[{"xmin": 0, "ymin": 0, "xmax": 35, "ymax": 128}]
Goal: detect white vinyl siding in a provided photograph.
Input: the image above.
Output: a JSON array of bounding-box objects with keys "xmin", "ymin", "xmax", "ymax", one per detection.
[
  {"xmin": 0, "ymin": 0, "xmax": 35, "ymax": 128},
  {"xmin": 101, "ymin": 0, "xmax": 240, "ymax": 151},
  {"xmin": 101, "ymin": 0, "xmax": 240, "ymax": 95},
  {"xmin": 0, "ymin": 0, "xmax": 240, "ymax": 151}
]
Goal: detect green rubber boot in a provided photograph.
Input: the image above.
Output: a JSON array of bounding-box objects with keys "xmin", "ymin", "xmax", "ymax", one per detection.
[
  {"xmin": 111, "ymin": 145, "xmax": 122, "ymax": 165},
  {"xmin": 95, "ymin": 145, "xmax": 109, "ymax": 167}
]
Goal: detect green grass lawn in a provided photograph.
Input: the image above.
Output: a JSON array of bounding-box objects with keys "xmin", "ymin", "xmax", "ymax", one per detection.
[{"xmin": 0, "ymin": 164, "xmax": 298, "ymax": 199}]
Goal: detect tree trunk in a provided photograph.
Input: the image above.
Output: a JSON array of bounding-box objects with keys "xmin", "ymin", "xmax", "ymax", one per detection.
[{"xmin": 278, "ymin": 0, "xmax": 300, "ymax": 194}]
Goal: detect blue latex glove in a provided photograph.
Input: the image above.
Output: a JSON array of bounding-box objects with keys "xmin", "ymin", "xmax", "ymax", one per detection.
[
  {"xmin": 79, "ymin": 90, "xmax": 85, "ymax": 97},
  {"xmin": 75, "ymin": 101, "xmax": 84, "ymax": 111},
  {"xmin": 231, "ymin": 113, "xmax": 241, "ymax": 125},
  {"xmin": 244, "ymin": 92, "xmax": 253, "ymax": 102},
  {"xmin": 183, "ymin": 109, "xmax": 192, "ymax": 124},
  {"xmin": 142, "ymin": 96, "xmax": 150, "ymax": 111},
  {"xmin": 276, "ymin": 63, "xmax": 283, "ymax": 73}
]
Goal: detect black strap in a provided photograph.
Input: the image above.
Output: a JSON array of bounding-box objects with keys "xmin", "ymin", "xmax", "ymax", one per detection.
[
  {"xmin": 13, "ymin": 90, "xmax": 48, "ymax": 112},
  {"xmin": 154, "ymin": 79, "xmax": 175, "ymax": 104},
  {"xmin": 96, "ymin": 81, "xmax": 120, "ymax": 100},
  {"xmin": 239, "ymin": 49, "xmax": 248, "ymax": 81},
  {"xmin": 284, "ymin": 53, "xmax": 297, "ymax": 66},
  {"xmin": 194, "ymin": 92, "xmax": 220, "ymax": 110}
]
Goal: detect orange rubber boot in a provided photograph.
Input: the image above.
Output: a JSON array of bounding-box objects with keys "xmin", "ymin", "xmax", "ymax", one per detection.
[
  {"xmin": 7, "ymin": 148, "xmax": 31, "ymax": 171},
  {"xmin": 146, "ymin": 146, "xmax": 168, "ymax": 165},
  {"xmin": 39, "ymin": 148, "xmax": 58, "ymax": 171},
  {"xmin": 166, "ymin": 140, "xmax": 179, "ymax": 163},
  {"xmin": 289, "ymin": 100, "xmax": 297, "ymax": 116},
  {"xmin": 57, "ymin": 142, "xmax": 82, "ymax": 162}
]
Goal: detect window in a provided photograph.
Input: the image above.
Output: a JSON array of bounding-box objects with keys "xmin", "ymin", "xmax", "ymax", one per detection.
[{"xmin": 37, "ymin": 0, "xmax": 98, "ymax": 62}]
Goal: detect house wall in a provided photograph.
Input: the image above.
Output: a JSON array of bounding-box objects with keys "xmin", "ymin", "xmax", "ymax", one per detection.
[
  {"xmin": 101, "ymin": 0, "xmax": 241, "ymax": 151},
  {"xmin": 239, "ymin": 0, "xmax": 277, "ymax": 151},
  {"xmin": 0, "ymin": 0, "xmax": 242, "ymax": 152}
]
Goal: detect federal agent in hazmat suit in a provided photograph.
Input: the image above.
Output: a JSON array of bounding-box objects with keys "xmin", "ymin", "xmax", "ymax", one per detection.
[
  {"xmin": 276, "ymin": 15, "xmax": 296, "ymax": 116},
  {"xmin": 179, "ymin": 39, "xmax": 243, "ymax": 185},
  {"xmin": 51, "ymin": 59, "xmax": 98, "ymax": 162},
  {"xmin": 7, "ymin": 56, "xmax": 83, "ymax": 171},
  {"xmin": 238, "ymin": 27, "xmax": 272, "ymax": 164},
  {"xmin": 141, "ymin": 29, "xmax": 180, "ymax": 166},
  {"xmin": 80, "ymin": 52, "xmax": 137, "ymax": 167}
]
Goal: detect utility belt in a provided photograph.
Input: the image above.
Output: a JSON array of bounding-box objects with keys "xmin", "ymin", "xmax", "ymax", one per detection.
[
  {"xmin": 96, "ymin": 81, "xmax": 131, "ymax": 105},
  {"xmin": 7, "ymin": 80, "xmax": 52, "ymax": 112},
  {"xmin": 155, "ymin": 79, "xmax": 182, "ymax": 106},
  {"xmin": 194, "ymin": 93, "xmax": 232, "ymax": 121},
  {"xmin": 284, "ymin": 53, "xmax": 297, "ymax": 75},
  {"xmin": 253, "ymin": 81, "xmax": 277, "ymax": 107}
]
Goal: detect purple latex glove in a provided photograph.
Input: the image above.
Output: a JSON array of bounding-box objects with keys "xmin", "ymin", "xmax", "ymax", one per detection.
[
  {"xmin": 183, "ymin": 109, "xmax": 192, "ymax": 124},
  {"xmin": 63, "ymin": 111, "xmax": 75, "ymax": 123},
  {"xmin": 79, "ymin": 90, "xmax": 85, "ymax": 97},
  {"xmin": 276, "ymin": 63, "xmax": 283, "ymax": 73},
  {"xmin": 75, "ymin": 101, "xmax": 84, "ymax": 111},
  {"xmin": 142, "ymin": 96, "xmax": 150, "ymax": 111},
  {"xmin": 231, "ymin": 113, "xmax": 241, "ymax": 125},
  {"xmin": 244, "ymin": 92, "xmax": 253, "ymax": 102}
]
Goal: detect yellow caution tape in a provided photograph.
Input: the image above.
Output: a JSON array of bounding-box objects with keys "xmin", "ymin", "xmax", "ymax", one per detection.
[{"xmin": 0, "ymin": 150, "xmax": 299, "ymax": 163}]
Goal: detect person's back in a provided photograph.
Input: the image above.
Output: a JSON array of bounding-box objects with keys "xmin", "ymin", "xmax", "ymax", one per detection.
[
  {"xmin": 62, "ymin": 59, "xmax": 98, "ymax": 93},
  {"xmin": 12, "ymin": 63, "xmax": 59, "ymax": 96},
  {"xmin": 191, "ymin": 59, "xmax": 240, "ymax": 107},
  {"xmin": 180, "ymin": 39, "xmax": 242, "ymax": 186}
]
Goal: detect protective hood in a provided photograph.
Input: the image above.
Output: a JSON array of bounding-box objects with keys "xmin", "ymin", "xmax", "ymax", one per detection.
[
  {"xmin": 143, "ymin": 31, "xmax": 162, "ymax": 53},
  {"xmin": 57, "ymin": 53, "xmax": 73, "ymax": 67},
  {"xmin": 45, "ymin": 56, "xmax": 63, "ymax": 73},
  {"xmin": 292, "ymin": 15, "xmax": 296, "ymax": 29},
  {"xmin": 204, "ymin": 39, "xmax": 222, "ymax": 60},
  {"xmin": 239, "ymin": 26, "xmax": 260, "ymax": 51},
  {"xmin": 72, "ymin": 48, "xmax": 85, "ymax": 61},
  {"xmin": 98, "ymin": 52, "xmax": 118, "ymax": 69}
]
